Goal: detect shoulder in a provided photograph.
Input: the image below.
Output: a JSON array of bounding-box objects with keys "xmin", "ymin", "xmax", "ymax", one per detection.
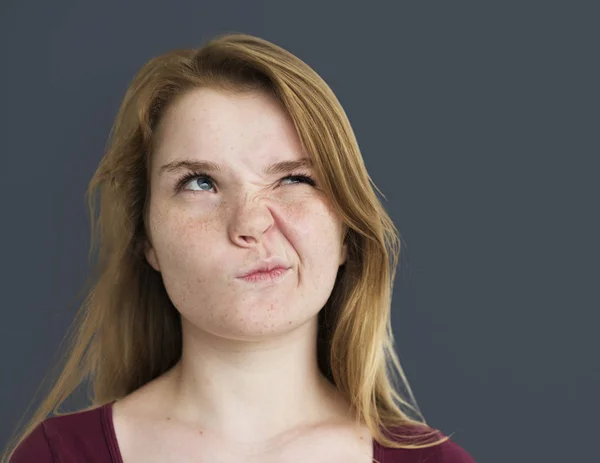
[
  {"xmin": 10, "ymin": 402, "xmax": 117, "ymax": 463},
  {"xmin": 375, "ymin": 426, "xmax": 476, "ymax": 463},
  {"xmin": 430, "ymin": 437, "xmax": 476, "ymax": 463},
  {"xmin": 9, "ymin": 421, "xmax": 54, "ymax": 462}
]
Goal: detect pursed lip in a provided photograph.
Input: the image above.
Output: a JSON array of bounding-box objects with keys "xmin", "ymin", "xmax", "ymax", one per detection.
[{"xmin": 237, "ymin": 257, "xmax": 291, "ymax": 278}]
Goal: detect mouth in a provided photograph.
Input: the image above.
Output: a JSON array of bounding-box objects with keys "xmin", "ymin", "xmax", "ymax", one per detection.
[{"xmin": 237, "ymin": 266, "xmax": 289, "ymax": 283}]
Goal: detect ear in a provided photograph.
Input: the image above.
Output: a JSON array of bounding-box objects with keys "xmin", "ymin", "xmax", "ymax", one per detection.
[
  {"xmin": 339, "ymin": 240, "xmax": 348, "ymax": 266},
  {"xmin": 145, "ymin": 242, "xmax": 161, "ymax": 272}
]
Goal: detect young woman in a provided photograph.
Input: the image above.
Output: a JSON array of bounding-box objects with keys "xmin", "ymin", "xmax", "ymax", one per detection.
[{"xmin": 4, "ymin": 33, "xmax": 476, "ymax": 463}]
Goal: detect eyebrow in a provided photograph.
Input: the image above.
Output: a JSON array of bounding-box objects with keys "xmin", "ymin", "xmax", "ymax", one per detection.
[{"xmin": 158, "ymin": 158, "xmax": 313, "ymax": 177}]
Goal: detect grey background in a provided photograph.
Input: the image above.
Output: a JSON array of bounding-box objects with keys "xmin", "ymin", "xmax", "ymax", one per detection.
[{"xmin": 1, "ymin": 2, "xmax": 598, "ymax": 462}]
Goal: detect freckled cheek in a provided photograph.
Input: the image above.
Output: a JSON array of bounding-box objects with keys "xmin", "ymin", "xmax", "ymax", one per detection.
[
  {"xmin": 284, "ymin": 203, "xmax": 341, "ymax": 253},
  {"xmin": 149, "ymin": 210, "xmax": 213, "ymax": 265}
]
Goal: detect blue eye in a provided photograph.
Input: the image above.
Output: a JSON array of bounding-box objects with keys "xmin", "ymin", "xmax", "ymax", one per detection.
[{"xmin": 173, "ymin": 172, "xmax": 213, "ymax": 192}]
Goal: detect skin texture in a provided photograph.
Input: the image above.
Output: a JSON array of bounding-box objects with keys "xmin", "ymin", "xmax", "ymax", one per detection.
[{"xmin": 138, "ymin": 87, "xmax": 355, "ymax": 452}]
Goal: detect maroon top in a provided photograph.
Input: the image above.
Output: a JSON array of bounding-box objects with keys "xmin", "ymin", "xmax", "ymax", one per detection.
[{"xmin": 10, "ymin": 401, "xmax": 476, "ymax": 462}]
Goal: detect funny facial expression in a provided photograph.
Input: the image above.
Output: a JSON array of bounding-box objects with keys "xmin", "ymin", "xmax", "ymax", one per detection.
[{"xmin": 145, "ymin": 87, "xmax": 347, "ymax": 341}]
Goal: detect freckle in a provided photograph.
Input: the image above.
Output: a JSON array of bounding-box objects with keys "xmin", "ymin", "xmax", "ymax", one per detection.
[
  {"xmin": 199, "ymin": 430, "xmax": 203, "ymax": 435},
  {"xmin": 166, "ymin": 417, "xmax": 171, "ymax": 421}
]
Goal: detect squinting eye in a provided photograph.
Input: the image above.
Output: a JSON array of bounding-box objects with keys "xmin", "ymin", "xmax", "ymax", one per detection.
[{"xmin": 280, "ymin": 174, "xmax": 316, "ymax": 187}]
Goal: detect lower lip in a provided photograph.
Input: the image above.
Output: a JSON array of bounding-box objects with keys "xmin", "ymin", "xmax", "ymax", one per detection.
[{"xmin": 238, "ymin": 267, "xmax": 289, "ymax": 283}]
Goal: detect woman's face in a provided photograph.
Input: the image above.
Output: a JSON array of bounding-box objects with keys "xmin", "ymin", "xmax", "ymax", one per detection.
[{"xmin": 145, "ymin": 87, "xmax": 347, "ymax": 340}]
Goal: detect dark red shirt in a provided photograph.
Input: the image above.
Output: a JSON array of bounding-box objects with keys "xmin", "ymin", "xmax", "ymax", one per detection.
[{"xmin": 10, "ymin": 401, "xmax": 476, "ymax": 462}]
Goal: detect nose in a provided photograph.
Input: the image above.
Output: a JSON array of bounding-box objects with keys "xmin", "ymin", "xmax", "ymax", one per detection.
[{"xmin": 228, "ymin": 195, "xmax": 275, "ymax": 246}]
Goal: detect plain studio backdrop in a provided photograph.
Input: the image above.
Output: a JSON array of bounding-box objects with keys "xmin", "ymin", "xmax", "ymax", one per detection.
[{"xmin": 0, "ymin": 2, "xmax": 598, "ymax": 462}]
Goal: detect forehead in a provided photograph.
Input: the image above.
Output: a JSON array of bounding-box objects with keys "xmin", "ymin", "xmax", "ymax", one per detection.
[{"xmin": 152, "ymin": 88, "xmax": 304, "ymax": 162}]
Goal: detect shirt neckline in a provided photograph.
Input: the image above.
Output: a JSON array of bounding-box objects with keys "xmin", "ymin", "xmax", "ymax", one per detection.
[{"xmin": 101, "ymin": 400, "xmax": 381, "ymax": 462}]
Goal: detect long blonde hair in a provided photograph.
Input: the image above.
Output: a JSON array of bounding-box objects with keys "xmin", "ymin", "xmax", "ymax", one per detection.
[{"xmin": 2, "ymin": 32, "xmax": 451, "ymax": 461}]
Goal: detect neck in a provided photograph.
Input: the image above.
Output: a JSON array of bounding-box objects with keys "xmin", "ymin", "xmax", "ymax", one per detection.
[{"xmin": 164, "ymin": 314, "xmax": 355, "ymax": 444}]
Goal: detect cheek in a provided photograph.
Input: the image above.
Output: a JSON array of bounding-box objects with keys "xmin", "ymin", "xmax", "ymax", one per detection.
[
  {"xmin": 148, "ymin": 205, "xmax": 217, "ymax": 272},
  {"xmin": 284, "ymin": 201, "xmax": 343, "ymax": 262}
]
